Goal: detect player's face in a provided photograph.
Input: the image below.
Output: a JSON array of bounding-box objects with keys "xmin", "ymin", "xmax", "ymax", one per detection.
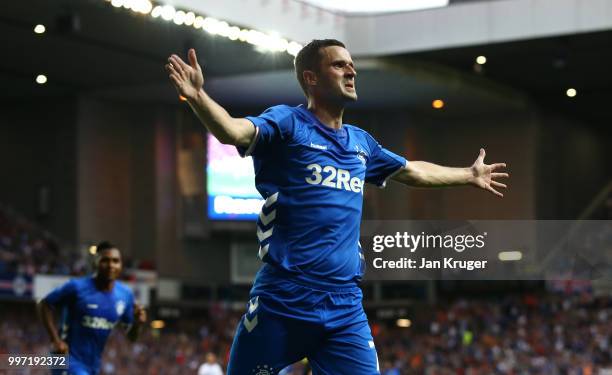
[
  {"xmin": 315, "ymin": 46, "xmax": 357, "ymax": 102},
  {"xmin": 97, "ymin": 248, "xmax": 122, "ymax": 281}
]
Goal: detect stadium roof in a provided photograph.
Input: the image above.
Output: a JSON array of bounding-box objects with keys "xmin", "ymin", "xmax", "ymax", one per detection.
[{"xmin": 1, "ymin": 0, "xmax": 611, "ymax": 127}]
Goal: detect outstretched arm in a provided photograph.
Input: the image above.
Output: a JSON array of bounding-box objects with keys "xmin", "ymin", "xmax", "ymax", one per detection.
[
  {"xmin": 392, "ymin": 148, "xmax": 509, "ymax": 197},
  {"xmin": 165, "ymin": 49, "xmax": 255, "ymax": 147}
]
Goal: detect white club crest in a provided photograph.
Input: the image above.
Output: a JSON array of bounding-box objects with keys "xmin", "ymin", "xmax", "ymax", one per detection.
[
  {"xmin": 355, "ymin": 145, "xmax": 367, "ymax": 166},
  {"xmin": 115, "ymin": 300, "xmax": 126, "ymax": 316}
]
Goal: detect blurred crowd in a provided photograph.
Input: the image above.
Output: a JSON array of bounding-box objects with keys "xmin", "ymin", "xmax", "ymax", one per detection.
[
  {"xmin": 1, "ymin": 293, "xmax": 610, "ymax": 375},
  {"xmin": 0, "ymin": 204, "xmax": 154, "ymax": 279},
  {"xmin": 1, "ymin": 203, "xmax": 610, "ymax": 374},
  {"xmin": 0, "ymin": 205, "xmax": 84, "ymax": 277},
  {"xmin": 376, "ymin": 294, "xmax": 611, "ymax": 375}
]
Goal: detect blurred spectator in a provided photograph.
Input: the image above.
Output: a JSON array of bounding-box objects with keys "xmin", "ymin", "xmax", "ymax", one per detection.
[{"xmin": 198, "ymin": 352, "xmax": 223, "ymax": 375}]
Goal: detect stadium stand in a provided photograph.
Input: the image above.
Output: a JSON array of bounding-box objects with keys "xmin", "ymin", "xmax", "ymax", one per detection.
[
  {"xmin": 1, "ymin": 293, "xmax": 609, "ymax": 374},
  {"xmin": 0, "ymin": 204, "xmax": 84, "ymax": 277}
]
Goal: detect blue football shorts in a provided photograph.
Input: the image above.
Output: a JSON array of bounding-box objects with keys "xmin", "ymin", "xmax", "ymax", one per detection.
[
  {"xmin": 51, "ymin": 358, "xmax": 93, "ymax": 375},
  {"xmin": 227, "ymin": 274, "xmax": 380, "ymax": 375}
]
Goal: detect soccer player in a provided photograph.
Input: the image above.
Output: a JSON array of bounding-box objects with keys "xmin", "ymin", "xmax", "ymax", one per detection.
[
  {"xmin": 166, "ymin": 39, "xmax": 508, "ymax": 374},
  {"xmin": 38, "ymin": 241, "xmax": 147, "ymax": 375}
]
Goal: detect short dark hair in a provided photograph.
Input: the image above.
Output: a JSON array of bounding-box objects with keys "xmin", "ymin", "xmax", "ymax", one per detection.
[
  {"xmin": 294, "ymin": 39, "xmax": 346, "ymax": 96},
  {"xmin": 96, "ymin": 241, "xmax": 118, "ymax": 254}
]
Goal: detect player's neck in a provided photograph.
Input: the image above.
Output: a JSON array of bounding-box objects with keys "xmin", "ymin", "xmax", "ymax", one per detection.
[
  {"xmin": 93, "ymin": 275, "xmax": 115, "ymax": 292},
  {"xmin": 307, "ymin": 99, "xmax": 344, "ymax": 130}
]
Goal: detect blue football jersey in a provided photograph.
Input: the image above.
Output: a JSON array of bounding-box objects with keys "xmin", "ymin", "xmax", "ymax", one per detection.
[
  {"xmin": 239, "ymin": 105, "xmax": 406, "ymax": 288},
  {"xmin": 44, "ymin": 276, "xmax": 134, "ymax": 373}
]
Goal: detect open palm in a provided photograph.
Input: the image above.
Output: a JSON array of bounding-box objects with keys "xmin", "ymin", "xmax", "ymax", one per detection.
[
  {"xmin": 165, "ymin": 48, "xmax": 204, "ymax": 100},
  {"xmin": 470, "ymin": 148, "xmax": 509, "ymax": 197}
]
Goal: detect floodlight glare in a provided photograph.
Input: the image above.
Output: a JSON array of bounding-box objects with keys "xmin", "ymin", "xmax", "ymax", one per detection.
[
  {"xmin": 432, "ymin": 99, "xmax": 444, "ymax": 109},
  {"xmin": 287, "ymin": 41, "xmax": 303, "ymax": 57},
  {"xmin": 476, "ymin": 55, "xmax": 487, "ymax": 65},
  {"xmin": 161, "ymin": 5, "xmax": 175, "ymax": 21},
  {"xmin": 396, "ymin": 319, "xmax": 412, "ymax": 328},
  {"xmin": 202, "ymin": 17, "xmax": 218, "ymax": 34},
  {"xmin": 498, "ymin": 251, "xmax": 522, "ymax": 261},
  {"xmin": 238, "ymin": 29, "xmax": 249, "ymax": 42},
  {"xmin": 151, "ymin": 5, "xmax": 162, "ymax": 18},
  {"xmin": 138, "ymin": 0, "xmax": 153, "ymax": 14},
  {"xmin": 101, "ymin": 0, "xmax": 303, "ymax": 57},
  {"xmin": 36, "ymin": 74, "xmax": 47, "ymax": 84},
  {"xmin": 277, "ymin": 38, "xmax": 289, "ymax": 52},
  {"xmin": 228, "ymin": 26, "xmax": 240, "ymax": 41},
  {"xmin": 297, "ymin": 0, "xmax": 449, "ymax": 14},
  {"xmin": 173, "ymin": 10, "xmax": 186, "ymax": 25},
  {"xmin": 184, "ymin": 12, "xmax": 195, "ymax": 26},
  {"xmin": 566, "ymin": 88, "xmax": 577, "ymax": 97},
  {"xmin": 193, "ymin": 16, "xmax": 204, "ymax": 29},
  {"xmin": 34, "ymin": 24, "xmax": 46, "ymax": 34},
  {"xmin": 217, "ymin": 21, "xmax": 231, "ymax": 37}
]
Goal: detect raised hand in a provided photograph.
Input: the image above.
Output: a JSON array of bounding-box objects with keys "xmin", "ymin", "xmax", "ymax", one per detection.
[
  {"xmin": 470, "ymin": 148, "xmax": 509, "ymax": 197},
  {"xmin": 165, "ymin": 48, "xmax": 204, "ymax": 101}
]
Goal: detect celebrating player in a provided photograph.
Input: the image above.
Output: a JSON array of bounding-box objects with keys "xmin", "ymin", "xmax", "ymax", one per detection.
[
  {"xmin": 38, "ymin": 241, "xmax": 147, "ymax": 375},
  {"xmin": 166, "ymin": 39, "xmax": 508, "ymax": 374}
]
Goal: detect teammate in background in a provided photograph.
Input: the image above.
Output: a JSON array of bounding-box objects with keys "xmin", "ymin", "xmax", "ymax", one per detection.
[
  {"xmin": 198, "ymin": 352, "xmax": 224, "ymax": 375},
  {"xmin": 38, "ymin": 241, "xmax": 147, "ymax": 375},
  {"xmin": 166, "ymin": 39, "xmax": 508, "ymax": 374}
]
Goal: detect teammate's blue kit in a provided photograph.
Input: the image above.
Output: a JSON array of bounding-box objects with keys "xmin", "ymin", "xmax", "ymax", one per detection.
[
  {"xmin": 228, "ymin": 105, "xmax": 406, "ymax": 374},
  {"xmin": 44, "ymin": 276, "xmax": 135, "ymax": 375}
]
